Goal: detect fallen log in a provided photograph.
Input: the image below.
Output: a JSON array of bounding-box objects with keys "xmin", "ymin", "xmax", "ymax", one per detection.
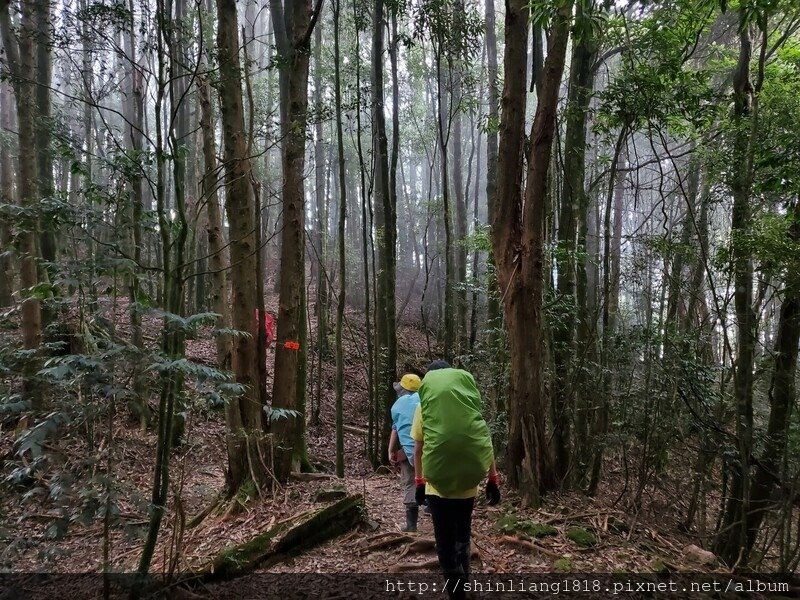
[{"xmin": 200, "ymin": 494, "xmax": 365, "ymax": 580}]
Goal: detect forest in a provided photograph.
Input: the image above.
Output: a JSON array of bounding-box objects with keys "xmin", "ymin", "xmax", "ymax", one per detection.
[{"xmin": 1, "ymin": 0, "xmax": 800, "ymax": 595}]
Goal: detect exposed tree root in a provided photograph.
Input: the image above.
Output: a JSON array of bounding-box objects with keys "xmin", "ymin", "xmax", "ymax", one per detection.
[
  {"xmin": 362, "ymin": 533, "xmax": 417, "ymax": 551},
  {"xmin": 498, "ymin": 534, "xmax": 561, "ymax": 560},
  {"xmin": 388, "ymin": 558, "xmax": 440, "ymax": 572},
  {"xmin": 185, "ymin": 492, "xmax": 225, "ymax": 530},
  {"xmin": 388, "ymin": 550, "xmax": 481, "ymax": 573},
  {"xmin": 289, "ymin": 471, "xmax": 335, "ymax": 482},
  {"xmin": 399, "ymin": 538, "xmax": 437, "ymax": 557}
]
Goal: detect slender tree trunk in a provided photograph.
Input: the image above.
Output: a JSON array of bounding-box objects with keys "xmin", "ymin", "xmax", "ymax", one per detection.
[
  {"xmin": 124, "ymin": 0, "xmax": 149, "ymax": 427},
  {"xmin": 468, "ymin": 110, "xmax": 482, "ymax": 351},
  {"xmin": 588, "ymin": 132, "xmax": 626, "ymax": 496},
  {"xmin": 715, "ymin": 9, "xmax": 761, "ymax": 565},
  {"xmin": 333, "ymin": 0, "xmax": 347, "ymax": 478},
  {"xmin": 134, "ymin": 5, "xmax": 190, "ymax": 584},
  {"xmin": 34, "ymin": 0, "xmax": 54, "ymax": 297},
  {"xmin": 270, "ymin": 0, "xmax": 315, "ymax": 478},
  {"xmin": 552, "ymin": 5, "xmax": 597, "ymax": 485},
  {"xmin": 451, "ymin": 2, "xmax": 468, "ymax": 352},
  {"xmin": 483, "ymin": 0, "xmax": 503, "ymax": 413},
  {"xmin": 491, "ymin": 0, "xmax": 528, "ymax": 458},
  {"xmin": 351, "ymin": 6, "xmax": 376, "ymax": 464},
  {"xmin": 165, "ymin": 0, "xmax": 191, "ymax": 447},
  {"xmin": 741, "ymin": 201, "xmax": 800, "ymax": 558},
  {"xmin": 216, "ymin": 0, "xmax": 268, "ymax": 492},
  {"xmin": 372, "ymin": 0, "xmax": 397, "ymax": 463},
  {"xmin": 0, "ymin": 81, "xmax": 15, "ymax": 307},
  {"xmin": 0, "ymin": 0, "xmax": 43, "ymax": 406},
  {"xmin": 434, "ymin": 38, "xmax": 455, "ymax": 361},
  {"xmin": 313, "ymin": 24, "xmax": 329, "ymax": 358},
  {"xmin": 197, "ymin": 70, "xmax": 232, "ymax": 370}
]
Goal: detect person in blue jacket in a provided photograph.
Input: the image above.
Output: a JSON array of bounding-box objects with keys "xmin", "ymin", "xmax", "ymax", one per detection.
[{"xmin": 388, "ymin": 373, "xmax": 422, "ymax": 531}]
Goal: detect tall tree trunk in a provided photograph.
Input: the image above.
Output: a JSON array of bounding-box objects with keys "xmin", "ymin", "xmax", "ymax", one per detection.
[
  {"xmin": 468, "ymin": 109, "xmax": 482, "ymax": 351},
  {"xmin": 197, "ymin": 69, "xmax": 232, "ymax": 370},
  {"xmin": 0, "ymin": 0, "xmax": 43, "ymax": 406},
  {"xmin": 492, "ymin": 0, "xmax": 573, "ymax": 504},
  {"xmin": 216, "ymin": 0, "xmax": 268, "ymax": 492},
  {"xmin": 741, "ymin": 200, "xmax": 800, "ymax": 559},
  {"xmin": 124, "ymin": 0, "xmax": 149, "ymax": 427},
  {"xmin": 434, "ymin": 37, "xmax": 455, "ymax": 361},
  {"xmin": 313, "ymin": 23, "xmax": 329, "ymax": 358},
  {"xmin": 134, "ymin": 4, "xmax": 190, "ymax": 584},
  {"xmin": 372, "ymin": 0, "xmax": 397, "ymax": 463},
  {"xmin": 714, "ymin": 7, "xmax": 761, "ymax": 566},
  {"xmin": 451, "ymin": 2, "xmax": 468, "ymax": 353},
  {"xmin": 0, "ymin": 81, "xmax": 15, "ymax": 307},
  {"xmin": 270, "ymin": 0, "xmax": 315, "ymax": 479},
  {"xmin": 552, "ymin": 6, "xmax": 597, "ymax": 486},
  {"xmin": 483, "ymin": 0, "xmax": 503, "ymax": 413},
  {"xmin": 166, "ymin": 0, "xmax": 191, "ymax": 447},
  {"xmin": 491, "ymin": 0, "xmax": 527, "ymax": 451},
  {"xmin": 333, "ymin": 0, "xmax": 347, "ymax": 478},
  {"xmin": 588, "ymin": 132, "xmax": 626, "ymax": 496},
  {"xmin": 33, "ymin": 0, "xmax": 54, "ymax": 304},
  {"xmin": 351, "ymin": 4, "xmax": 376, "ymax": 465}
]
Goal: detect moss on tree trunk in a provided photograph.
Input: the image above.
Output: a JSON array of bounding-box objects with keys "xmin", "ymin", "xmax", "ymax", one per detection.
[{"xmin": 203, "ymin": 494, "xmax": 365, "ymax": 580}]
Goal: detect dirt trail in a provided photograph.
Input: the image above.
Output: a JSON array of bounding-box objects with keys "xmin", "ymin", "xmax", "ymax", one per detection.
[{"xmin": 1, "ymin": 297, "xmax": 701, "ymax": 580}]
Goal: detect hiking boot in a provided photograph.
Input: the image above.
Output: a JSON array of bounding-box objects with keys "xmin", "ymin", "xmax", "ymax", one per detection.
[{"xmin": 401, "ymin": 506, "xmax": 419, "ymax": 532}]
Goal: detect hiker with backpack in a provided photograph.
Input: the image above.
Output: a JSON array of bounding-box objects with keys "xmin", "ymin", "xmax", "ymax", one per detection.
[
  {"xmin": 411, "ymin": 360, "xmax": 500, "ymax": 600},
  {"xmin": 388, "ymin": 373, "xmax": 423, "ymax": 532}
]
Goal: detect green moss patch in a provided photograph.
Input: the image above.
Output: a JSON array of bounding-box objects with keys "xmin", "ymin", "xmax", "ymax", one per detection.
[
  {"xmin": 565, "ymin": 526, "xmax": 597, "ymax": 547},
  {"xmin": 553, "ymin": 557, "xmax": 573, "ymax": 572},
  {"xmin": 493, "ymin": 514, "xmax": 557, "ymax": 538}
]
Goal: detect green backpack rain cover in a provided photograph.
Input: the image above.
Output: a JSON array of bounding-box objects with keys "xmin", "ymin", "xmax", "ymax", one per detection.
[{"xmin": 419, "ymin": 368, "xmax": 494, "ymax": 496}]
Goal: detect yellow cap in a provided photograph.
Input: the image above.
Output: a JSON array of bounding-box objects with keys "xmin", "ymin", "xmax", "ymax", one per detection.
[{"xmin": 400, "ymin": 373, "xmax": 421, "ymax": 392}]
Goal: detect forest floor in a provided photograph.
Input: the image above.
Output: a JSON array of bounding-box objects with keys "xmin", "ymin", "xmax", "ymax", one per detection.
[{"xmin": 0, "ymin": 294, "xmax": 741, "ymax": 588}]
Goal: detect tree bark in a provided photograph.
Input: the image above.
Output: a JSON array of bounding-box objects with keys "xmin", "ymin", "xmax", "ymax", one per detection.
[
  {"xmin": 135, "ymin": 5, "xmax": 190, "ymax": 584},
  {"xmin": 216, "ymin": 0, "xmax": 268, "ymax": 492},
  {"xmin": 372, "ymin": 0, "xmax": 397, "ymax": 463},
  {"xmin": 197, "ymin": 68, "xmax": 232, "ymax": 371},
  {"xmin": 313, "ymin": 23, "xmax": 329, "ymax": 358},
  {"xmin": 34, "ymin": 0, "xmax": 54, "ymax": 288},
  {"xmin": 741, "ymin": 201, "xmax": 800, "ymax": 559},
  {"xmin": 552, "ymin": 6, "xmax": 597, "ymax": 486},
  {"xmin": 451, "ymin": 1, "xmax": 468, "ymax": 352},
  {"xmin": 270, "ymin": 0, "xmax": 315, "ymax": 479},
  {"xmin": 588, "ymin": 132, "xmax": 626, "ymax": 496},
  {"xmin": 714, "ymin": 8, "xmax": 760, "ymax": 566},
  {"xmin": 333, "ymin": 0, "xmax": 346, "ymax": 478},
  {"xmin": 434, "ymin": 35, "xmax": 455, "ymax": 361},
  {"xmin": 0, "ymin": 0, "xmax": 43, "ymax": 406},
  {"xmin": 124, "ymin": 0, "xmax": 149, "ymax": 427},
  {"xmin": 0, "ymin": 81, "xmax": 15, "ymax": 307},
  {"xmin": 492, "ymin": 0, "xmax": 573, "ymax": 504}
]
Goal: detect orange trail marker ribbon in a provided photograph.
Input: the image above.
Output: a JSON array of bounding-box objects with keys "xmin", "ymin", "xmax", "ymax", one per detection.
[{"xmin": 283, "ymin": 340, "xmax": 300, "ymax": 351}]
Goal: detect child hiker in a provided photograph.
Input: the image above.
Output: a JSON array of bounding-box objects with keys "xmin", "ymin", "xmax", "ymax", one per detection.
[{"xmin": 388, "ymin": 373, "xmax": 423, "ymax": 532}]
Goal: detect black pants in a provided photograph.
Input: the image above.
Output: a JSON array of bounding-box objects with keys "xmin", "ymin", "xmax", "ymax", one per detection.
[{"xmin": 426, "ymin": 495, "xmax": 474, "ymax": 600}]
